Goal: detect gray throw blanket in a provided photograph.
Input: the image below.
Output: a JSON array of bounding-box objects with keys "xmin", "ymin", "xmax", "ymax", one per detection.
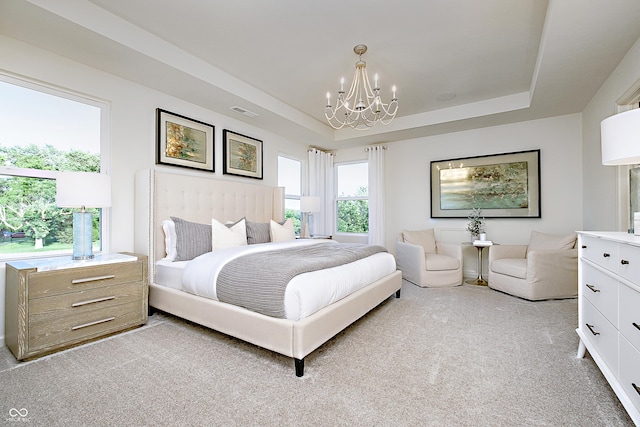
[{"xmin": 216, "ymin": 243, "xmax": 387, "ymax": 318}]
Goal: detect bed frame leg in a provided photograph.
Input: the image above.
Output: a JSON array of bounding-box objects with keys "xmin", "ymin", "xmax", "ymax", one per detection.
[
  {"xmin": 295, "ymin": 358, "xmax": 304, "ymax": 377},
  {"xmin": 395, "ymin": 289, "xmax": 401, "ymax": 298}
]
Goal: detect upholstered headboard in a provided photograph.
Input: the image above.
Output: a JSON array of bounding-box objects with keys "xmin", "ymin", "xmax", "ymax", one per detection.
[{"xmin": 134, "ymin": 169, "xmax": 284, "ymax": 281}]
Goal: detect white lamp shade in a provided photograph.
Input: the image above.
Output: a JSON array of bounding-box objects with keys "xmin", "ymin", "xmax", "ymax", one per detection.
[
  {"xmin": 601, "ymin": 108, "xmax": 640, "ymax": 165},
  {"xmin": 300, "ymin": 196, "xmax": 321, "ymax": 213},
  {"xmin": 56, "ymin": 172, "xmax": 112, "ymax": 208}
]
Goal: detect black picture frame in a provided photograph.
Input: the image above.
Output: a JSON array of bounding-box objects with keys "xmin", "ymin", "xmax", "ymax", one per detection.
[
  {"xmin": 156, "ymin": 108, "xmax": 214, "ymax": 172},
  {"xmin": 222, "ymin": 129, "xmax": 263, "ymax": 180},
  {"xmin": 430, "ymin": 149, "xmax": 540, "ymax": 218}
]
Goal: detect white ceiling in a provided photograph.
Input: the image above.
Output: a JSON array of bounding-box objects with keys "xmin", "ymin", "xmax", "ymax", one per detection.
[{"xmin": 3, "ymin": 0, "xmax": 640, "ymax": 149}]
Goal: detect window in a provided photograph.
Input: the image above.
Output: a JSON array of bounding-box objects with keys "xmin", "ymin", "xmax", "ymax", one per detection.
[
  {"xmin": 277, "ymin": 155, "xmax": 302, "ymax": 234},
  {"xmin": 0, "ymin": 77, "xmax": 105, "ymax": 259},
  {"xmin": 336, "ymin": 162, "xmax": 368, "ymax": 234}
]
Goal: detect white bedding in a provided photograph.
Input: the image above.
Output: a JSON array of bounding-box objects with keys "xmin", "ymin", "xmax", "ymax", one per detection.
[{"xmin": 178, "ymin": 240, "xmax": 397, "ymax": 321}]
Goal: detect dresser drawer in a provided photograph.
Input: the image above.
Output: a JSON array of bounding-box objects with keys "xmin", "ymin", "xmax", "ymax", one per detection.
[
  {"xmin": 619, "ymin": 336, "xmax": 640, "ymax": 414},
  {"xmin": 582, "ymin": 235, "xmax": 619, "ymax": 273},
  {"xmin": 619, "ymin": 243, "xmax": 640, "ymax": 284},
  {"xmin": 582, "ymin": 298, "xmax": 618, "ymax": 374},
  {"xmin": 28, "ymin": 300, "xmax": 143, "ymax": 352},
  {"xmin": 29, "ymin": 282, "xmax": 143, "ymax": 319},
  {"xmin": 582, "ymin": 262, "xmax": 619, "ymax": 327},
  {"xmin": 28, "ymin": 261, "xmax": 142, "ymax": 298},
  {"xmin": 620, "ymin": 283, "xmax": 640, "ymax": 352}
]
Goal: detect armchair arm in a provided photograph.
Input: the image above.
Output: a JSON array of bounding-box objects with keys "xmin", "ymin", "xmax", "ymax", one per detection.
[
  {"xmin": 526, "ymin": 248, "xmax": 578, "ymax": 283},
  {"xmin": 436, "ymin": 242, "xmax": 462, "ymax": 261},
  {"xmin": 396, "ymin": 240, "xmax": 426, "ymax": 284}
]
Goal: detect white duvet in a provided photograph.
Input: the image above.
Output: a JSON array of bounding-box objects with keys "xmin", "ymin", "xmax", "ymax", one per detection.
[{"xmin": 181, "ymin": 239, "xmax": 397, "ymax": 321}]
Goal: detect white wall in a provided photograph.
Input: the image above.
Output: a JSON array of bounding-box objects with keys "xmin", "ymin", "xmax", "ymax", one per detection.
[
  {"xmin": 385, "ymin": 114, "xmax": 584, "ymax": 276},
  {"xmin": 0, "ymin": 35, "xmax": 309, "ymax": 343},
  {"xmin": 582, "ymin": 36, "xmax": 640, "ymax": 231}
]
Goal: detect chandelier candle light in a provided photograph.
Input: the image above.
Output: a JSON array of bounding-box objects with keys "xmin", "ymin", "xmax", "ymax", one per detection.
[{"xmin": 325, "ymin": 44, "xmax": 398, "ymax": 130}]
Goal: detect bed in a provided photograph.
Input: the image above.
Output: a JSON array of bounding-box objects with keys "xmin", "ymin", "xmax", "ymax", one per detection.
[{"xmin": 134, "ymin": 169, "xmax": 402, "ymax": 376}]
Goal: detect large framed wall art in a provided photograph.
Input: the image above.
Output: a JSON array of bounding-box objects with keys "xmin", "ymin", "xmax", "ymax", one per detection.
[
  {"xmin": 430, "ymin": 149, "xmax": 540, "ymax": 218},
  {"xmin": 222, "ymin": 129, "xmax": 263, "ymax": 180},
  {"xmin": 156, "ymin": 108, "xmax": 214, "ymax": 172}
]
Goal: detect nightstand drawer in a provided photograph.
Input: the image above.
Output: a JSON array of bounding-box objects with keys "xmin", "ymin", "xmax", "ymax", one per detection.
[
  {"xmin": 28, "ymin": 300, "xmax": 143, "ymax": 352},
  {"xmin": 582, "ymin": 262, "xmax": 619, "ymax": 326},
  {"xmin": 29, "ymin": 261, "xmax": 141, "ymax": 298},
  {"xmin": 29, "ymin": 282, "xmax": 143, "ymax": 319}
]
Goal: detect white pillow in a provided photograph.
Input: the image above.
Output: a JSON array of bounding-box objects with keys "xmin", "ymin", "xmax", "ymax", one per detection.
[
  {"xmin": 161, "ymin": 219, "xmax": 178, "ymax": 261},
  {"xmin": 212, "ymin": 218, "xmax": 247, "ymax": 250},
  {"xmin": 270, "ymin": 218, "xmax": 295, "ymax": 242}
]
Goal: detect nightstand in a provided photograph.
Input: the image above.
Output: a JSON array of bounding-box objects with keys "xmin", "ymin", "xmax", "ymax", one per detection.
[{"xmin": 4, "ymin": 252, "xmax": 148, "ymax": 360}]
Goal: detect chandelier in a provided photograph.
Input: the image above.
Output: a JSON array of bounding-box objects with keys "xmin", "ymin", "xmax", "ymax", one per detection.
[{"xmin": 324, "ymin": 44, "xmax": 398, "ymax": 130}]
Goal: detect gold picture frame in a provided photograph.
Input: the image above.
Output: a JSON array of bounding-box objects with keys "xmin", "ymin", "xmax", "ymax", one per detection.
[{"xmin": 222, "ymin": 129, "xmax": 263, "ymax": 180}]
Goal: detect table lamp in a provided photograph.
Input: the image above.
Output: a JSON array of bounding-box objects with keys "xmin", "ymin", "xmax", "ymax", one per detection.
[
  {"xmin": 56, "ymin": 172, "xmax": 112, "ymax": 259},
  {"xmin": 601, "ymin": 108, "xmax": 640, "ymax": 233},
  {"xmin": 300, "ymin": 196, "xmax": 321, "ymax": 238}
]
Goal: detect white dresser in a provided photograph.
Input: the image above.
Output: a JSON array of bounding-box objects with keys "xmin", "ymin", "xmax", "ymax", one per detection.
[{"xmin": 577, "ymin": 231, "xmax": 640, "ymax": 425}]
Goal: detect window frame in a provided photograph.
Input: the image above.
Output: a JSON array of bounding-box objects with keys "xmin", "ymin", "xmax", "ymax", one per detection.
[
  {"xmin": 0, "ymin": 73, "xmax": 110, "ymax": 261},
  {"xmin": 334, "ymin": 160, "xmax": 369, "ymax": 236},
  {"xmin": 277, "ymin": 154, "xmax": 303, "ymax": 235}
]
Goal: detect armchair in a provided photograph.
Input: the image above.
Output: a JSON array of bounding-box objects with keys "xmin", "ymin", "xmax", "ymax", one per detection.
[
  {"xmin": 488, "ymin": 231, "xmax": 578, "ymax": 300},
  {"xmin": 396, "ymin": 228, "xmax": 463, "ymax": 287}
]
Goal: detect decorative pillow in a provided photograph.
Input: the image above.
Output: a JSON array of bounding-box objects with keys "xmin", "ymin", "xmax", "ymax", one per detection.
[
  {"xmin": 161, "ymin": 219, "xmax": 178, "ymax": 261},
  {"xmin": 246, "ymin": 220, "xmax": 271, "ymax": 244},
  {"xmin": 270, "ymin": 218, "xmax": 295, "ymax": 242},
  {"xmin": 402, "ymin": 228, "xmax": 437, "ymax": 254},
  {"xmin": 212, "ymin": 218, "xmax": 247, "ymax": 250},
  {"xmin": 527, "ymin": 231, "xmax": 577, "ymax": 253},
  {"xmin": 170, "ymin": 217, "xmax": 212, "ymax": 261}
]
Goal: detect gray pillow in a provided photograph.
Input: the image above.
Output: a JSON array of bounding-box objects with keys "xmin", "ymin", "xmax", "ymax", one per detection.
[
  {"xmin": 171, "ymin": 217, "xmax": 212, "ymax": 261},
  {"xmin": 246, "ymin": 220, "xmax": 271, "ymax": 244}
]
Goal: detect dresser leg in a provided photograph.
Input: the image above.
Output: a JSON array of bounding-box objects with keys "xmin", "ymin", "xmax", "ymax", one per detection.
[{"xmin": 577, "ymin": 339, "xmax": 586, "ymax": 359}]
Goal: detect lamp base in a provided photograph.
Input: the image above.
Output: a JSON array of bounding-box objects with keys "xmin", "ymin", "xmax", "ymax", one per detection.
[{"xmin": 72, "ymin": 211, "xmax": 94, "ymax": 260}]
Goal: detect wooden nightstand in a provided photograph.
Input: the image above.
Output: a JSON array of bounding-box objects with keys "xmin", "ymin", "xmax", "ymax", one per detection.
[{"xmin": 4, "ymin": 252, "xmax": 148, "ymax": 360}]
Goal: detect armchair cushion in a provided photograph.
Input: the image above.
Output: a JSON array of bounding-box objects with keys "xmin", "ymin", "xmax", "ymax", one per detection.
[
  {"xmin": 491, "ymin": 258, "xmax": 526, "ymax": 279},
  {"xmin": 426, "ymin": 253, "xmax": 460, "ymax": 271},
  {"xmin": 402, "ymin": 228, "xmax": 436, "ymax": 254}
]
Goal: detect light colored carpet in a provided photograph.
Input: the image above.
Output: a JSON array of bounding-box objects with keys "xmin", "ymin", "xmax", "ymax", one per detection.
[{"xmin": 0, "ymin": 281, "xmax": 634, "ymax": 426}]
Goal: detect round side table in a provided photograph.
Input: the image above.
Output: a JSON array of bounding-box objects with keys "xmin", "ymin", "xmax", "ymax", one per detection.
[{"xmin": 462, "ymin": 241, "xmax": 494, "ymax": 286}]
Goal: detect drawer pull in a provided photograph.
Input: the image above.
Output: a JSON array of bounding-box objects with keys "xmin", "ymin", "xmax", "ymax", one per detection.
[
  {"xmin": 72, "ymin": 275, "xmax": 116, "ymax": 285},
  {"xmin": 621, "ymin": 259, "xmax": 630, "ymax": 265},
  {"xmin": 72, "ymin": 296, "xmax": 116, "ymax": 307},
  {"xmin": 586, "ymin": 323, "xmax": 600, "ymax": 336},
  {"xmin": 585, "ymin": 284, "xmax": 600, "ymax": 293},
  {"xmin": 633, "ymin": 383, "xmax": 640, "ymax": 396},
  {"xmin": 581, "ymin": 245, "xmax": 587, "ymax": 249},
  {"xmin": 72, "ymin": 317, "xmax": 115, "ymax": 331},
  {"xmin": 602, "ymin": 253, "xmax": 610, "ymax": 258},
  {"xmin": 633, "ymin": 322, "xmax": 640, "ymax": 332}
]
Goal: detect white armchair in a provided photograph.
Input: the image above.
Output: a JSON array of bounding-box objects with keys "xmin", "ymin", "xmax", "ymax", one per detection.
[
  {"xmin": 396, "ymin": 228, "xmax": 463, "ymax": 287},
  {"xmin": 488, "ymin": 231, "xmax": 578, "ymax": 300}
]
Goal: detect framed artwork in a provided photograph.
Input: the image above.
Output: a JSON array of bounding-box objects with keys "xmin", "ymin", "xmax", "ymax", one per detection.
[
  {"xmin": 222, "ymin": 129, "xmax": 263, "ymax": 179},
  {"xmin": 430, "ymin": 149, "xmax": 540, "ymax": 218},
  {"xmin": 156, "ymin": 108, "xmax": 214, "ymax": 172}
]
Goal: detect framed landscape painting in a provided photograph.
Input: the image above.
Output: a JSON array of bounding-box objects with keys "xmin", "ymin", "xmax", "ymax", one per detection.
[
  {"xmin": 430, "ymin": 149, "xmax": 540, "ymax": 218},
  {"xmin": 156, "ymin": 108, "xmax": 214, "ymax": 172},
  {"xmin": 222, "ymin": 129, "xmax": 263, "ymax": 179}
]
